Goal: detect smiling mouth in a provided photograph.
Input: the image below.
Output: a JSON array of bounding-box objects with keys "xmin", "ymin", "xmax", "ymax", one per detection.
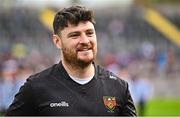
[
  {"xmin": 77, "ymin": 43, "xmax": 93, "ymax": 52},
  {"xmin": 77, "ymin": 45, "xmax": 93, "ymax": 51},
  {"xmin": 78, "ymin": 48, "xmax": 91, "ymax": 51}
]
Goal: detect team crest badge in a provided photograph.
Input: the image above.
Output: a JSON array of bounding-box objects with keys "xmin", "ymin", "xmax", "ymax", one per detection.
[{"xmin": 103, "ymin": 96, "xmax": 117, "ymax": 112}]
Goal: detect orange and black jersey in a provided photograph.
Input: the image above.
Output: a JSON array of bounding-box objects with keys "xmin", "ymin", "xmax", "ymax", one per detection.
[{"xmin": 6, "ymin": 61, "xmax": 136, "ymax": 116}]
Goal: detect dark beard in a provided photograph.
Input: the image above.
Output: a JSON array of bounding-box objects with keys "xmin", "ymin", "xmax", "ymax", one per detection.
[{"xmin": 62, "ymin": 47, "xmax": 95, "ymax": 69}]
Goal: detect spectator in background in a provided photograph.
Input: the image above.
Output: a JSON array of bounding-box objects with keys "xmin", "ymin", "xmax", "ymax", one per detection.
[
  {"xmin": 128, "ymin": 74, "xmax": 153, "ymax": 116},
  {"xmin": 0, "ymin": 52, "xmax": 32, "ymax": 115},
  {"xmin": 166, "ymin": 48, "xmax": 175, "ymax": 74},
  {"xmin": 156, "ymin": 48, "xmax": 168, "ymax": 75},
  {"xmin": 0, "ymin": 53, "xmax": 18, "ymax": 114},
  {"xmin": 0, "ymin": 67, "xmax": 3, "ymax": 113}
]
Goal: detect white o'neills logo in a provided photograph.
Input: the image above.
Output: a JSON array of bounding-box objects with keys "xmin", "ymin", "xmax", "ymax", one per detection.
[{"xmin": 50, "ymin": 101, "xmax": 69, "ymax": 107}]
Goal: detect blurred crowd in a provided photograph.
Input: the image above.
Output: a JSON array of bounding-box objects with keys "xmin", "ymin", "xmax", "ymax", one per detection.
[{"xmin": 0, "ymin": 5, "xmax": 180, "ymax": 114}]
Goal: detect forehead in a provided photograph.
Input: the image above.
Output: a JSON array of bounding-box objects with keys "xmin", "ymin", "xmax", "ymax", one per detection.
[{"xmin": 61, "ymin": 21, "xmax": 95, "ymax": 34}]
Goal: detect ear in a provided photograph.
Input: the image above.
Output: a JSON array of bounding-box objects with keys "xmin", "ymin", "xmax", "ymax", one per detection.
[{"xmin": 53, "ymin": 34, "xmax": 62, "ymax": 49}]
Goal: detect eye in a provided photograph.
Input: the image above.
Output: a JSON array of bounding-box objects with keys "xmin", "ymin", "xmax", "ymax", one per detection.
[
  {"xmin": 68, "ymin": 32, "xmax": 80, "ymax": 39},
  {"xmin": 86, "ymin": 31, "xmax": 94, "ymax": 37},
  {"xmin": 71, "ymin": 34, "xmax": 79, "ymax": 37}
]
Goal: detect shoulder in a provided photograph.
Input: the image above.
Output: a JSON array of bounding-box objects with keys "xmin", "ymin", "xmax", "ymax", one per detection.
[
  {"xmin": 96, "ymin": 65, "xmax": 128, "ymax": 88},
  {"xmin": 25, "ymin": 64, "xmax": 58, "ymax": 87}
]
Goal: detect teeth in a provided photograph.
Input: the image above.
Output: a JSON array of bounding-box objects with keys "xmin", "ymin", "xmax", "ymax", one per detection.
[{"xmin": 80, "ymin": 48, "xmax": 89, "ymax": 51}]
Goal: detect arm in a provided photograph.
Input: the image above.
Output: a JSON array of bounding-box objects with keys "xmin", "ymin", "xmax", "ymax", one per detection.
[
  {"xmin": 6, "ymin": 78, "xmax": 37, "ymax": 116},
  {"xmin": 122, "ymin": 82, "xmax": 137, "ymax": 116}
]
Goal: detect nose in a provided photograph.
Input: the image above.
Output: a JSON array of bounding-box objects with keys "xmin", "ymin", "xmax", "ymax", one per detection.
[{"xmin": 79, "ymin": 33, "xmax": 90, "ymax": 44}]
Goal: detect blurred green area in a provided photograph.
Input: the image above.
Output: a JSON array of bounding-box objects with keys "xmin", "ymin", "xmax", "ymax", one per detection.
[
  {"xmin": 137, "ymin": 98, "xmax": 180, "ymax": 116},
  {"xmin": 0, "ymin": 113, "xmax": 4, "ymax": 116}
]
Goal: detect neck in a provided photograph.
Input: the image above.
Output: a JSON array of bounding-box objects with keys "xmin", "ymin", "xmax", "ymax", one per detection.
[{"xmin": 62, "ymin": 60, "xmax": 95, "ymax": 79}]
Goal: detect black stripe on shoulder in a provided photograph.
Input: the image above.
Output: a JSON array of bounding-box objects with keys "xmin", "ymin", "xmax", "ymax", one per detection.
[{"xmin": 96, "ymin": 65, "xmax": 119, "ymax": 80}]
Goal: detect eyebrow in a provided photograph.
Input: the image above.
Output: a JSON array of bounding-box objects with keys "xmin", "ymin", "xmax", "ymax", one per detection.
[
  {"xmin": 67, "ymin": 28, "xmax": 94, "ymax": 37},
  {"xmin": 86, "ymin": 29, "xmax": 94, "ymax": 32}
]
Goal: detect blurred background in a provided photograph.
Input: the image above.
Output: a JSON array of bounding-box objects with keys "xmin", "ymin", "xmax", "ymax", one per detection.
[{"xmin": 0, "ymin": 0, "xmax": 180, "ymax": 116}]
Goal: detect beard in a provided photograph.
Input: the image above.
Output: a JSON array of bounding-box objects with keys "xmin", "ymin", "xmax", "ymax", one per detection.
[{"xmin": 61, "ymin": 43, "xmax": 96, "ymax": 69}]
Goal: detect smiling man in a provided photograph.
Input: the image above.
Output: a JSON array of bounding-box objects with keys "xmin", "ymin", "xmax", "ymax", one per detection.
[{"xmin": 6, "ymin": 5, "xmax": 136, "ymax": 116}]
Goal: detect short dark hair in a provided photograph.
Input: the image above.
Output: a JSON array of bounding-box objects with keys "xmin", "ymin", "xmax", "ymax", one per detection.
[{"xmin": 53, "ymin": 5, "xmax": 95, "ymax": 35}]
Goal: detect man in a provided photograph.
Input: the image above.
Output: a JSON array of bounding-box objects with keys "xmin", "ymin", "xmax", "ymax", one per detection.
[{"xmin": 6, "ymin": 6, "xmax": 136, "ymax": 116}]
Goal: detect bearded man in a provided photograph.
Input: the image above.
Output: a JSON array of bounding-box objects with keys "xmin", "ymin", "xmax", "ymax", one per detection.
[{"xmin": 6, "ymin": 5, "xmax": 136, "ymax": 116}]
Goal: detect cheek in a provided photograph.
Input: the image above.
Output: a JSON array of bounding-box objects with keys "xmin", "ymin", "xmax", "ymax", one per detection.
[
  {"xmin": 92, "ymin": 39, "xmax": 97, "ymax": 48},
  {"xmin": 62, "ymin": 40, "xmax": 77, "ymax": 49},
  {"xmin": 89, "ymin": 36, "xmax": 97, "ymax": 44}
]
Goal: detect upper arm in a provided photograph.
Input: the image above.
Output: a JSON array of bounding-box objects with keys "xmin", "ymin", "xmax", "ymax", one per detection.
[
  {"xmin": 6, "ymin": 78, "xmax": 37, "ymax": 116},
  {"xmin": 121, "ymin": 82, "xmax": 137, "ymax": 116}
]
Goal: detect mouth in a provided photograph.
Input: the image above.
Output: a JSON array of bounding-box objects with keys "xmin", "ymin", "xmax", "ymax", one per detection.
[
  {"xmin": 77, "ymin": 48, "xmax": 92, "ymax": 52},
  {"xmin": 76, "ymin": 43, "xmax": 94, "ymax": 54},
  {"xmin": 77, "ymin": 44, "xmax": 93, "ymax": 52},
  {"xmin": 76, "ymin": 47, "xmax": 93, "ymax": 56}
]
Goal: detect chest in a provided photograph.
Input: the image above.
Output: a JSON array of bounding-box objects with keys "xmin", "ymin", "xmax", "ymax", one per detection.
[{"xmin": 34, "ymin": 80, "xmax": 124, "ymax": 115}]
